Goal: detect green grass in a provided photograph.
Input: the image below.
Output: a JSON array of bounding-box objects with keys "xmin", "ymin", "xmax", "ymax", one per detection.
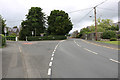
[{"xmin": 97, "ymin": 41, "xmax": 120, "ymax": 45}]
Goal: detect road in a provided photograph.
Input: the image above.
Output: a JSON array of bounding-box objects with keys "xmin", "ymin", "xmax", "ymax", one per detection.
[{"xmin": 2, "ymin": 39, "xmax": 119, "ymax": 78}]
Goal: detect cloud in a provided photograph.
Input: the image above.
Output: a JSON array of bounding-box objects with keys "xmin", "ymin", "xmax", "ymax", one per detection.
[{"xmin": 0, "ymin": 0, "xmax": 119, "ymax": 33}]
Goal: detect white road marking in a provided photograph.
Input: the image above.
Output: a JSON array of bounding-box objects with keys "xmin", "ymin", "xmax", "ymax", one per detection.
[
  {"xmin": 53, "ymin": 49, "xmax": 56, "ymax": 52},
  {"xmin": 84, "ymin": 48, "xmax": 98, "ymax": 55},
  {"xmin": 49, "ymin": 62, "xmax": 53, "ymax": 67},
  {"xmin": 48, "ymin": 68, "xmax": 52, "ymax": 76},
  {"xmin": 109, "ymin": 59, "xmax": 120, "ymax": 63},
  {"xmin": 47, "ymin": 40, "xmax": 66, "ymax": 76},
  {"xmin": 74, "ymin": 40, "xmax": 81, "ymax": 47},
  {"xmin": 51, "ymin": 57, "xmax": 54, "ymax": 61},
  {"xmin": 52, "ymin": 54, "xmax": 54, "ymax": 57},
  {"xmin": 19, "ymin": 46, "xmax": 22, "ymax": 53},
  {"xmin": 53, "ymin": 51, "xmax": 55, "ymax": 54}
]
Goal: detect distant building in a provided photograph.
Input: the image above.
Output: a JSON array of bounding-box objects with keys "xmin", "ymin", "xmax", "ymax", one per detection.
[{"xmin": 7, "ymin": 26, "xmax": 20, "ymax": 36}]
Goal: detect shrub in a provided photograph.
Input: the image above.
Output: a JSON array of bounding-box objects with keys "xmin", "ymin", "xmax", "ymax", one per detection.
[
  {"xmin": 110, "ymin": 38, "xmax": 117, "ymax": 41},
  {"xmin": 117, "ymin": 34, "xmax": 120, "ymax": 39},
  {"xmin": 102, "ymin": 31, "xmax": 116, "ymax": 39},
  {"xmin": 27, "ymin": 35, "xmax": 67, "ymax": 41},
  {"xmin": 6, "ymin": 36, "xmax": 16, "ymax": 41},
  {"xmin": 0, "ymin": 34, "xmax": 6, "ymax": 47}
]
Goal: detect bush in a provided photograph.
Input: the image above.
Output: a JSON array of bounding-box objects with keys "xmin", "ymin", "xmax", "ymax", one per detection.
[
  {"xmin": 117, "ymin": 34, "xmax": 120, "ymax": 39},
  {"xmin": 27, "ymin": 35, "xmax": 67, "ymax": 41},
  {"xmin": 6, "ymin": 36, "xmax": 16, "ymax": 41},
  {"xmin": 110, "ymin": 38, "xmax": 117, "ymax": 41},
  {"xmin": 102, "ymin": 31, "xmax": 116, "ymax": 39},
  {"xmin": 0, "ymin": 34, "xmax": 6, "ymax": 47}
]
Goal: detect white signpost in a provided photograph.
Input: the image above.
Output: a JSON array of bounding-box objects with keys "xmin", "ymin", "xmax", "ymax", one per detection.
[
  {"xmin": 32, "ymin": 31, "xmax": 34, "ymax": 36},
  {"xmin": 4, "ymin": 27, "xmax": 7, "ymax": 37}
]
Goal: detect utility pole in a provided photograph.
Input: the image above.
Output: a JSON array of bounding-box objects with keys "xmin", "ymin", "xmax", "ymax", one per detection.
[{"xmin": 94, "ymin": 7, "xmax": 97, "ymax": 41}]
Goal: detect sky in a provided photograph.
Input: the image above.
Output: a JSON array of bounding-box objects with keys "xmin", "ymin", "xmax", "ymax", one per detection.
[{"xmin": 0, "ymin": 0, "xmax": 119, "ymax": 33}]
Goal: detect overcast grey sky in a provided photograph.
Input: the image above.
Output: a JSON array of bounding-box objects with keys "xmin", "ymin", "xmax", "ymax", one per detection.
[{"xmin": 0, "ymin": 0, "xmax": 119, "ymax": 33}]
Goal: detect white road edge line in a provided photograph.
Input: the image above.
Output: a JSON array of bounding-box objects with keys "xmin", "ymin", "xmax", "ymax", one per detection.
[
  {"xmin": 49, "ymin": 62, "xmax": 53, "ymax": 67},
  {"xmin": 84, "ymin": 48, "xmax": 98, "ymax": 55},
  {"xmin": 109, "ymin": 59, "xmax": 120, "ymax": 63},
  {"xmin": 48, "ymin": 68, "xmax": 52, "ymax": 76}
]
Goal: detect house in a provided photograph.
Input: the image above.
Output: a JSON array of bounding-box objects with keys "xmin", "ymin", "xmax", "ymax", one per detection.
[{"xmin": 8, "ymin": 26, "xmax": 19, "ymax": 36}]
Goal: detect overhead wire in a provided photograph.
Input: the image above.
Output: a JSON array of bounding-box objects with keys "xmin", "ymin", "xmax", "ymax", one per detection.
[
  {"xmin": 68, "ymin": 7, "xmax": 93, "ymax": 13},
  {"xmin": 72, "ymin": 0, "xmax": 109, "ymax": 26}
]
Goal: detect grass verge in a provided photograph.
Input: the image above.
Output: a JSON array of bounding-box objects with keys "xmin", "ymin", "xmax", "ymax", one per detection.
[{"xmin": 97, "ymin": 41, "xmax": 120, "ymax": 45}]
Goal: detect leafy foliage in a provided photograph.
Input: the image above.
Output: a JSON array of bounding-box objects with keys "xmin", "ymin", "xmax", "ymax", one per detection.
[
  {"xmin": 117, "ymin": 34, "xmax": 120, "ymax": 39},
  {"xmin": 6, "ymin": 36, "xmax": 16, "ymax": 41},
  {"xmin": 110, "ymin": 38, "xmax": 117, "ymax": 41},
  {"xmin": 79, "ymin": 18, "xmax": 119, "ymax": 38},
  {"xmin": 102, "ymin": 31, "xmax": 116, "ymax": 39},
  {"xmin": 0, "ymin": 15, "xmax": 6, "ymax": 35},
  {"xmin": 27, "ymin": 35, "xmax": 66, "ymax": 41},
  {"xmin": 0, "ymin": 34, "xmax": 6, "ymax": 47},
  {"xmin": 47, "ymin": 10, "xmax": 73, "ymax": 35},
  {"xmin": 19, "ymin": 7, "xmax": 46, "ymax": 40},
  {"xmin": 79, "ymin": 27, "xmax": 90, "ymax": 38}
]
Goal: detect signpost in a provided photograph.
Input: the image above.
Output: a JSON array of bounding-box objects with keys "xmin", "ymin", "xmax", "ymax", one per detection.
[
  {"xmin": 32, "ymin": 31, "xmax": 34, "ymax": 36},
  {"xmin": 4, "ymin": 27, "xmax": 7, "ymax": 37}
]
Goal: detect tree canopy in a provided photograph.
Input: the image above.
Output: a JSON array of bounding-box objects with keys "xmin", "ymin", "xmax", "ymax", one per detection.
[
  {"xmin": 0, "ymin": 15, "xmax": 6, "ymax": 35},
  {"xmin": 89, "ymin": 18, "xmax": 118, "ymax": 32},
  {"xmin": 19, "ymin": 7, "xmax": 46, "ymax": 40},
  {"xmin": 79, "ymin": 18, "xmax": 119, "ymax": 38},
  {"xmin": 47, "ymin": 10, "xmax": 73, "ymax": 35}
]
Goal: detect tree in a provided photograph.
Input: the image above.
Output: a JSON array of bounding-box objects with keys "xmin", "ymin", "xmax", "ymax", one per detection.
[
  {"xmin": 0, "ymin": 15, "xmax": 6, "ymax": 35},
  {"xmin": 47, "ymin": 10, "xmax": 73, "ymax": 35},
  {"xmin": 19, "ymin": 7, "xmax": 46, "ymax": 40},
  {"xmin": 89, "ymin": 18, "xmax": 118, "ymax": 32},
  {"xmin": 102, "ymin": 31, "xmax": 116, "ymax": 39},
  {"xmin": 79, "ymin": 27, "xmax": 88, "ymax": 38}
]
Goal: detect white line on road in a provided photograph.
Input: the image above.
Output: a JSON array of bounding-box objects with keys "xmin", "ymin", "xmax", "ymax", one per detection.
[
  {"xmin": 74, "ymin": 40, "xmax": 81, "ymax": 47},
  {"xmin": 84, "ymin": 48, "xmax": 98, "ymax": 55},
  {"xmin": 48, "ymin": 40, "xmax": 65, "ymax": 77},
  {"xmin": 52, "ymin": 54, "xmax": 54, "ymax": 57},
  {"xmin": 19, "ymin": 46, "xmax": 22, "ymax": 53},
  {"xmin": 48, "ymin": 68, "xmax": 52, "ymax": 76},
  {"xmin": 51, "ymin": 57, "xmax": 54, "ymax": 61},
  {"xmin": 109, "ymin": 59, "xmax": 120, "ymax": 64},
  {"xmin": 49, "ymin": 62, "xmax": 53, "ymax": 67}
]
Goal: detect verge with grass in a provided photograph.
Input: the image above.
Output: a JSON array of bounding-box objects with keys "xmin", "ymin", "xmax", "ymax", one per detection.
[{"xmin": 97, "ymin": 41, "xmax": 120, "ymax": 45}]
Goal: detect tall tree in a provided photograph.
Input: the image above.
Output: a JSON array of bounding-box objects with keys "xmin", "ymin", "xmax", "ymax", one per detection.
[
  {"xmin": 19, "ymin": 7, "xmax": 46, "ymax": 40},
  {"xmin": 47, "ymin": 10, "xmax": 73, "ymax": 35}
]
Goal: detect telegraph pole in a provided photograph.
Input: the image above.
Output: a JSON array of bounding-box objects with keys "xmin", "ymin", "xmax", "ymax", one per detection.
[{"xmin": 94, "ymin": 7, "xmax": 97, "ymax": 41}]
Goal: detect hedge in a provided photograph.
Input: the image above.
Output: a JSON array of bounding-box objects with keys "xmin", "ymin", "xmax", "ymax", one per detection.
[
  {"xmin": 110, "ymin": 38, "xmax": 117, "ymax": 41},
  {"xmin": 6, "ymin": 36, "xmax": 16, "ymax": 41},
  {"xmin": 0, "ymin": 34, "xmax": 6, "ymax": 47},
  {"xmin": 27, "ymin": 35, "xmax": 67, "ymax": 41},
  {"xmin": 102, "ymin": 31, "xmax": 116, "ymax": 39}
]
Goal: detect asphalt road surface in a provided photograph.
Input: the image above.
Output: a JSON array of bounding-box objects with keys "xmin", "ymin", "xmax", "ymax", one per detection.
[{"xmin": 2, "ymin": 39, "xmax": 119, "ymax": 78}]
